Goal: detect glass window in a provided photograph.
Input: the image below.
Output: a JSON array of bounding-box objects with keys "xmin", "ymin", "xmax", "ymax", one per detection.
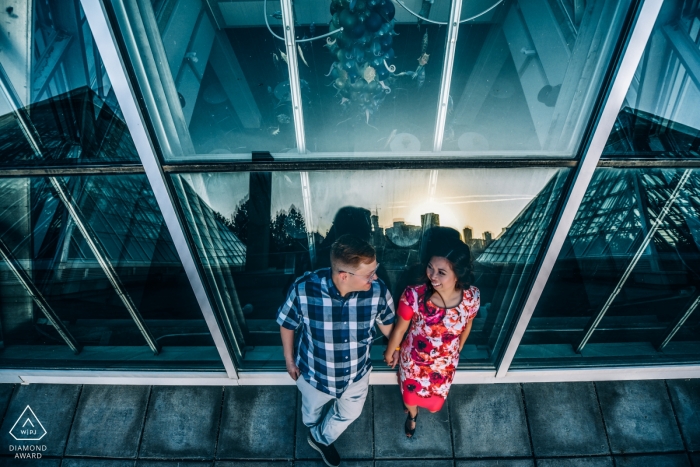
[
  {"xmin": 0, "ymin": 0, "xmax": 140, "ymax": 165},
  {"xmin": 116, "ymin": 0, "xmax": 631, "ymax": 160},
  {"xmin": 172, "ymin": 168, "xmax": 570, "ymax": 370},
  {"xmin": 512, "ymin": 168, "xmax": 700, "ymax": 369},
  {"xmin": 603, "ymin": 0, "xmax": 700, "ymax": 159},
  {"xmin": 445, "ymin": 0, "xmax": 631, "ymax": 156},
  {"xmin": 0, "ymin": 175, "xmax": 222, "ymax": 370}
]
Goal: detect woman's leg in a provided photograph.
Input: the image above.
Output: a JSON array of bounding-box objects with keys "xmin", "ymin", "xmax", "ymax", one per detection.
[{"xmin": 404, "ymin": 404, "xmax": 418, "ymax": 435}]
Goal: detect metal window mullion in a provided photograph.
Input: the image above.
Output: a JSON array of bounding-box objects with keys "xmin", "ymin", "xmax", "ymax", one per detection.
[
  {"xmin": 576, "ymin": 169, "xmax": 691, "ymax": 353},
  {"xmin": 0, "ymin": 237, "xmax": 83, "ymax": 354},
  {"xmin": 433, "ymin": 0, "xmax": 463, "ymax": 152},
  {"xmin": 50, "ymin": 176, "xmax": 163, "ymax": 354},
  {"xmin": 280, "ymin": 0, "xmax": 306, "ymax": 154},
  {"xmin": 658, "ymin": 292, "xmax": 700, "ymax": 351},
  {"xmin": 81, "ymin": 0, "xmax": 238, "ymax": 378},
  {"xmin": 494, "ymin": 0, "xmax": 665, "ymax": 378},
  {"xmin": 0, "ymin": 58, "xmax": 162, "ymax": 355}
]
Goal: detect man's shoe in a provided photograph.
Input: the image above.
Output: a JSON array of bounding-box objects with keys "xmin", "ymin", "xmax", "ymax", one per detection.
[{"xmin": 307, "ymin": 431, "xmax": 340, "ymax": 467}]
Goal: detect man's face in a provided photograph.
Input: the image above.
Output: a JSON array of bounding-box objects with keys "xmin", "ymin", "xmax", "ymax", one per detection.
[{"xmin": 345, "ymin": 260, "xmax": 379, "ymax": 292}]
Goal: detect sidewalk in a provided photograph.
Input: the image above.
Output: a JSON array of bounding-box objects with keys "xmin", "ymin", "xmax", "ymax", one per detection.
[{"xmin": 0, "ymin": 379, "xmax": 698, "ymax": 466}]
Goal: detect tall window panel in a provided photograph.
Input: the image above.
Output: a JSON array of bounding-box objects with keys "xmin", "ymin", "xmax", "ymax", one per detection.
[
  {"xmin": 111, "ymin": 0, "xmax": 632, "ymax": 160},
  {"xmin": 172, "ymin": 168, "xmax": 569, "ymax": 370},
  {"xmin": 444, "ymin": 0, "xmax": 631, "ymax": 156},
  {"xmin": 0, "ymin": 175, "xmax": 222, "ymax": 370},
  {"xmin": 603, "ymin": 0, "xmax": 700, "ymax": 159},
  {"xmin": 0, "ymin": 0, "xmax": 139, "ymax": 165},
  {"xmin": 512, "ymin": 168, "xmax": 700, "ymax": 369}
]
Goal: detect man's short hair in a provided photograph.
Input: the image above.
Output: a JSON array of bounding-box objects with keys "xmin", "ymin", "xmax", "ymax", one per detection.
[{"xmin": 331, "ymin": 234, "xmax": 376, "ymax": 271}]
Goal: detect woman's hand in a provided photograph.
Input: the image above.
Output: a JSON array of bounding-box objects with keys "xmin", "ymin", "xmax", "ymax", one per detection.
[{"xmin": 384, "ymin": 347, "xmax": 400, "ymax": 368}]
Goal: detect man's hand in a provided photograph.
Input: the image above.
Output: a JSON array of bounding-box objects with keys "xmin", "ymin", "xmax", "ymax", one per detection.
[
  {"xmin": 286, "ymin": 360, "xmax": 301, "ymax": 381},
  {"xmin": 383, "ymin": 348, "xmax": 400, "ymax": 368}
]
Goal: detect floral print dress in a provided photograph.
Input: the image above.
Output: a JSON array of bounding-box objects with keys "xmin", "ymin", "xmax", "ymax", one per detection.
[{"xmin": 398, "ymin": 283, "xmax": 480, "ymax": 411}]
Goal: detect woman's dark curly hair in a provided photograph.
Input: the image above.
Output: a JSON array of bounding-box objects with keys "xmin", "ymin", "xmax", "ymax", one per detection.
[{"xmin": 420, "ymin": 239, "xmax": 474, "ymax": 307}]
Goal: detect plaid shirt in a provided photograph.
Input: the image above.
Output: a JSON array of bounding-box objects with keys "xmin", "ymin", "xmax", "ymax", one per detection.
[{"xmin": 277, "ymin": 268, "xmax": 395, "ymax": 397}]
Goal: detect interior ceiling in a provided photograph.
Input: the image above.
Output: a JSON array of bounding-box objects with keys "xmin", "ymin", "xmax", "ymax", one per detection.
[{"xmin": 216, "ymin": 0, "xmax": 499, "ymax": 28}]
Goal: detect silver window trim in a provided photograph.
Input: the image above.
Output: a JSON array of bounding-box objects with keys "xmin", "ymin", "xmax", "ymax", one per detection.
[
  {"xmin": 80, "ymin": 0, "xmax": 238, "ymax": 378},
  {"xmin": 494, "ymin": 0, "xmax": 666, "ymax": 378},
  {"xmin": 5, "ymin": 364, "xmax": 700, "ymax": 385}
]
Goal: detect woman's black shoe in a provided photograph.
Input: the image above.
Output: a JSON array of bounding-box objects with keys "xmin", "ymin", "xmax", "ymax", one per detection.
[
  {"xmin": 307, "ymin": 431, "xmax": 341, "ymax": 467},
  {"xmin": 405, "ymin": 412, "xmax": 418, "ymax": 438}
]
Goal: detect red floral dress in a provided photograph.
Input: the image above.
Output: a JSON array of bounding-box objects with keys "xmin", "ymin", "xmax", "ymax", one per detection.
[{"xmin": 398, "ymin": 283, "xmax": 480, "ymax": 411}]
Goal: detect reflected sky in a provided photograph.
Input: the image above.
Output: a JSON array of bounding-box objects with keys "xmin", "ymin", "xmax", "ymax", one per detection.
[{"xmin": 186, "ymin": 168, "xmax": 560, "ymax": 239}]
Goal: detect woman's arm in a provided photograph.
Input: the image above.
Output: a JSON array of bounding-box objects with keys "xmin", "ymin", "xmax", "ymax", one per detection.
[
  {"xmin": 458, "ymin": 319, "xmax": 473, "ymax": 352},
  {"xmin": 383, "ymin": 316, "xmax": 411, "ymax": 368}
]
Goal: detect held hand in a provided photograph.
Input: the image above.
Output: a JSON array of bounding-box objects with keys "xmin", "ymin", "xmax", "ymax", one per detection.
[
  {"xmin": 383, "ymin": 348, "xmax": 393, "ymax": 367},
  {"xmin": 286, "ymin": 361, "xmax": 300, "ymax": 381},
  {"xmin": 384, "ymin": 348, "xmax": 400, "ymax": 368},
  {"xmin": 391, "ymin": 349, "xmax": 400, "ymax": 369}
]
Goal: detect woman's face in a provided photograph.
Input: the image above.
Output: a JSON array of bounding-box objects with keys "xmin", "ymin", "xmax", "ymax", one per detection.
[{"xmin": 426, "ymin": 256, "xmax": 458, "ymax": 292}]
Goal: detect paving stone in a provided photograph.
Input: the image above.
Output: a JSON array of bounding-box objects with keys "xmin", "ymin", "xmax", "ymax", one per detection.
[
  {"xmin": 536, "ymin": 458, "xmax": 613, "ymax": 467},
  {"xmin": 217, "ymin": 385, "xmax": 296, "ymax": 459},
  {"xmin": 596, "ymin": 380, "xmax": 684, "ymax": 454},
  {"xmin": 0, "ymin": 385, "xmax": 15, "ymax": 422},
  {"xmin": 373, "ymin": 385, "xmax": 452, "ymax": 458},
  {"xmin": 296, "ymin": 390, "xmax": 373, "ymax": 459},
  {"xmin": 377, "ymin": 461, "xmax": 452, "ymax": 467},
  {"xmin": 667, "ymin": 379, "xmax": 700, "ymax": 451},
  {"xmin": 523, "ymin": 382, "xmax": 609, "ymax": 457},
  {"xmin": 137, "ymin": 462, "xmax": 212, "ymax": 467},
  {"xmin": 299, "ymin": 461, "xmax": 373, "ymax": 467},
  {"xmin": 61, "ymin": 460, "xmax": 135, "ymax": 467},
  {"xmin": 0, "ymin": 459, "xmax": 60, "ymax": 467},
  {"xmin": 215, "ymin": 463, "xmax": 292, "ymax": 467},
  {"xmin": 614, "ymin": 454, "xmax": 691, "ymax": 467},
  {"xmin": 456, "ymin": 461, "xmax": 534, "ymax": 467},
  {"xmin": 139, "ymin": 386, "xmax": 223, "ymax": 459},
  {"xmin": 65, "ymin": 385, "xmax": 149, "ymax": 458},
  {"xmin": 450, "ymin": 384, "xmax": 530, "ymax": 458},
  {"xmin": 690, "ymin": 453, "xmax": 700, "ymax": 467},
  {"xmin": 0, "ymin": 384, "xmax": 81, "ymax": 457}
]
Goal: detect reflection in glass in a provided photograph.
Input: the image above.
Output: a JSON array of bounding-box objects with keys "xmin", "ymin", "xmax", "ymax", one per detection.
[
  {"xmin": 445, "ymin": 0, "xmax": 631, "ymax": 156},
  {"xmin": 0, "ymin": 175, "xmax": 220, "ymax": 370},
  {"xmin": 513, "ymin": 169, "xmax": 700, "ymax": 369},
  {"xmin": 0, "ymin": 0, "xmax": 138, "ymax": 165},
  {"xmin": 173, "ymin": 168, "xmax": 569, "ymax": 370},
  {"xmin": 603, "ymin": 0, "xmax": 700, "ymax": 158},
  {"xmin": 119, "ymin": 0, "xmax": 631, "ymax": 158}
]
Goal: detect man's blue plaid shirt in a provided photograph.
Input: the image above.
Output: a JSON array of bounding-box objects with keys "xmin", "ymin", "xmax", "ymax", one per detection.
[{"xmin": 277, "ymin": 268, "xmax": 395, "ymax": 397}]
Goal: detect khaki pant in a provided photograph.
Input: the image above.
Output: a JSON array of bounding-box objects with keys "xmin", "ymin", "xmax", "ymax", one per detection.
[{"xmin": 296, "ymin": 371, "xmax": 371, "ymax": 445}]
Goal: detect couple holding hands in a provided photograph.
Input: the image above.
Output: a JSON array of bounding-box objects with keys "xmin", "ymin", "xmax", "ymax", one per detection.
[{"xmin": 278, "ymin": 233, "xmax": 479, "ymax": 467}]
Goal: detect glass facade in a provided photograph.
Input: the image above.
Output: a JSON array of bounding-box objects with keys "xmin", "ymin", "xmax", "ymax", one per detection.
[
  {"xmin": 114, "ymin": 0, "xmax": 630, "ymax": 159},
  {"xmin": 512, "ymin": 168, "xmax": 700, "ymax": 368},
  {"xmin": 0, "ymin": 0, "xmax": 139, "ymax": 165},
  {"xmin": 603, "ymin": 0, "xmax": 700, "ymax": 159},
  {"xmin": 172, "ymin": 168, "xmax": 569, "ymax": 369},
  {"xmin": 0, "ymin": 175, "xmax": 222, "ymax": 370},
  {"xmin": 2, "ymin": 0, "xmax": 699, "ymax": 379}
]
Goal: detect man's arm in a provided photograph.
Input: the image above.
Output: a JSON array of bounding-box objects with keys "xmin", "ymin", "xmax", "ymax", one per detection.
[
  {"xmin": 280, "ymin": 326, "xmax": 300, "ymax": 381},
  {"xmin": 377, "ymin": 322, "xmax": 394, "ymax": 339}
]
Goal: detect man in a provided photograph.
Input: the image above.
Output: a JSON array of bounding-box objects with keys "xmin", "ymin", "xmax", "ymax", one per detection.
[{"xmin": 277, "ymin": 234, "xmax": 395, "ymax": 467}]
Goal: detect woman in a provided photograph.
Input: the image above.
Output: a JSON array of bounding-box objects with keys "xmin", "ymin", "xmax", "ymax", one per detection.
[{"xmin": 384, "ymin": 240, "xmax": 479, "ymax": 437}]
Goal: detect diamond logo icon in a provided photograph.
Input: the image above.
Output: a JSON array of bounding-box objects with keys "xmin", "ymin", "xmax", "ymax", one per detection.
[{"xmin": 9, "ymin": 406, "xmax": 47, "ymax": 441}]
